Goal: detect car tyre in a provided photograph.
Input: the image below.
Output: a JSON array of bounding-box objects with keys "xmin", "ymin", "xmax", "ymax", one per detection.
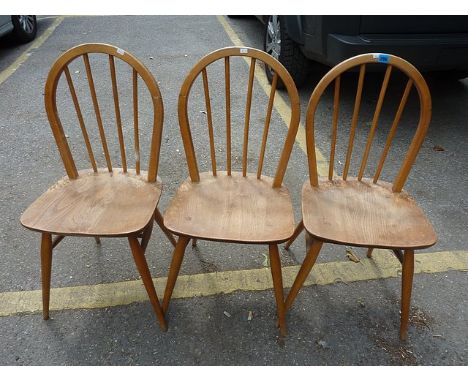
[
  {"xmin": 264, "ymin": 15, "xmax": 309, "ymax": 88},
  {"xmin": 11, "ymin": 15, "xmax": 37, "ymax": 43}
]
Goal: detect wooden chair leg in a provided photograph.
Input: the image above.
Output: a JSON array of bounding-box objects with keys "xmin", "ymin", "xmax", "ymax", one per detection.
[
  {"xmin": 140, "ymin": 219, "xmax": 154, "ymax": 254},
  {"xmin": 285, "ymin": 239, "xmax": 323, "ymax": 311},
  {"xmin": 192, "ymin": 238, "xmax": 198, "ymax": 247},
  {"xmin": 154, "ymin": 208, "xmax": 177, "ymax": 247},
  {"xmin": 400, "ymin": 249, "xmax": 414, "ymax": 341},
  {"xmin": 40, "ymin": 232, "xmax": 53, "ymax": 320},
  {"xmin": 284, "ymin": 220, "xmax": 304, "ymax": 250},
  {"xmin": 305, "ymin": 231, "xmax": 314, "ymax": 254},
  {"xmin": 269, "ymin": 244, "xmax": 287, "ymax": 337},
  {"xmin": 367, "ymin": 248, "xmax": 374, "ymax": 258},
  {"xmin": 94, "ymin": 237, "xmax": 101, "ymax": 245},
  {"xmin": 128, "ymin": 236, "xmax": 167, "ymax": 331},
  {"xmin": 162, "ymin": 235, "xmax": 191, "ymax": 313}
]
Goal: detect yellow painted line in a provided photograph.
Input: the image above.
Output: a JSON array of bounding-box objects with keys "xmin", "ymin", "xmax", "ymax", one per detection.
[
  {"xmin": 0, "ymin": 16, "xmax": 64, "ymax": 86},
  {"xmin": 1, "ymin": 249, "xmax": 466, "ymax": 317},
  {"xmin": 216, "ymin": 16, "xmax": 329, "ymax": 177}
]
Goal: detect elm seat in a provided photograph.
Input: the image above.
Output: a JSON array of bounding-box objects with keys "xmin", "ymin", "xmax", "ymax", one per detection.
[
  {"xmin": 21, "ymin": 169, "xmax": 162, "ymax": 237},
  {"xmin": 164, "ymin": 171, "xmax": 295, "ymax": 244},
  {"xmin": 302, "ymin": 177, "xmax": 437, "ymax": 250}
]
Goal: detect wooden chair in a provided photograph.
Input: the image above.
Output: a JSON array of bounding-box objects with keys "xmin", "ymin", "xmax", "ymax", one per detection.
[
  {"xmin": 284, "ymin": 53, "xmax": 437, "ymax": 340},
  {"xmin": 20, "ymin": 43, "xmax": 176, "ymax": 330},
  {"xmin": 161, "ymin": 47, "xmax": 300, "ymax": 336}
]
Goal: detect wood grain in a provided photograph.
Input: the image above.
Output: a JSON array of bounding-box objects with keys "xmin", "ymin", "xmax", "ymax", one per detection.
[
  {"xmin": 301, "ymin": 177, "xmax": 437, "ymax": 249},
  {"xmin": 21, "ymin": 169, "xmax": 162, "ymax": 237},
  {"xmin": 164, "ymin": 171, "xmax": 295, "ymax": 243}
]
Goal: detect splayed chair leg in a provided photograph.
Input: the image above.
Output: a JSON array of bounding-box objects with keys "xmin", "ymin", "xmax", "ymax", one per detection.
[
  {"xmin": 140, "ymin": 219, "xmax": 154, "ymax": 254},
  {"xmin": 154, "ymin": 208, "xmax": 177, "ymax": 247},
  {"xmin": 40, "ymin": 233, "xmax": 53, "ymax": 320},
  {"xmin": 284, "ymin": 220, "xmax": 304, "ymax": 250},
  {"xmin": 128, "ymin": 235, "xmax": 167, "ymax": 331},
  {"xmin": 162, "ymin": 236, "xmax": 191, "ymax": 314},
  {"xmin": 269, "ymin": 244, "xmax": 287, "ymax": 337},
  {"xmin": 400, "ymin": 249, "xmax": 414, "ymax": 341},
  {"xmin": 285, "ymin": 239, "xmax": 323, "ymax": 311}
]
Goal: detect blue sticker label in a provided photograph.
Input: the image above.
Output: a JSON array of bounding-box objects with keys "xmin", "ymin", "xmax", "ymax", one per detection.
[{"xmin": 375, "ymin": 54, "xmax": 390, "ymax": 63}]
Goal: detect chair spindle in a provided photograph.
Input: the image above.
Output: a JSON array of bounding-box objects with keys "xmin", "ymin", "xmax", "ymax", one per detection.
[
  {"xmin": 373, "ymin": 78, "xmax": 413, "ymax": 183},
  {"xmin": 133, "ymin": 68, "xmax": 140, "ymax": 175},
  {"xmin": 243, "ymin": 57, "xmax": 256, "ymax": 177},
  {"xmin": 358, "ymin": 65, "xmax": 392, "ymax": 181},
  {"xmin": 329, "ymin": 75, "xmax": 341, "ymax": 180},
  {"xmin": 63, "ymin": 65, "xmax": 98, "ymax": 172},
  {"xmin": 83, "ymin": 53, "xmax": 112, "ymax": 172},
  {"xmin": 343, "ymin": 64, "xmax": 366, "ymax": 180},
  {"xmin": 201, "ymin": 68, "xmax": 217, "ymax": 176},
  {"xmin": 225, "ymin": 57, "xmax": 231, "ymax": 176},
  {"xmin": 109, "ymin": 55, "xmax": 127, "ymax": 173},
  {"xmin": 257, "ymin": 71, "xmax": 278, "ymax": 179}
]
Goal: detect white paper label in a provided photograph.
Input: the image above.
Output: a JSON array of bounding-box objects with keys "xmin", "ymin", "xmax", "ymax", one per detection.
[
  {"xmin": 240, "ymin": 48, "xmax": 248, "ymax": 54},
  {"xmin": 116, "ymin": 48, "xmax": 125, "ymax": 55}
]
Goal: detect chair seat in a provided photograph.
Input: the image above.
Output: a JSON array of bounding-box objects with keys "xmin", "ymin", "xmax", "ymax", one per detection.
[
  {"xmin": 164, "ymin": 171, "xmax": 295, "ymax": 243},
  {"xmin": 20, "ymin": 169, "xmax": 162, "ymax": 237},
  {"xmin": 302, "ymin": 177, "xmax": 437, "ymax": 249}
]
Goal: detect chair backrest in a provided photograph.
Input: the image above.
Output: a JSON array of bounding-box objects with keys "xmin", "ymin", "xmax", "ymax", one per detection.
[
  {"xmin": 305, "ymin": 53, "xmax": 431, "ymax": 192},
  {"xmin": 178, "ymin": 46, "xmax": 300, "ymax": 188},
  {"xmin": 44, "ymin": 43, "xmax": 164, "ymax": 183}
]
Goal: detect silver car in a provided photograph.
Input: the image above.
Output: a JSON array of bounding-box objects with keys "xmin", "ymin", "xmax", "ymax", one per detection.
[{"xmin": 0, "ymin": 15, "xmax": 37, "ymax": 43}]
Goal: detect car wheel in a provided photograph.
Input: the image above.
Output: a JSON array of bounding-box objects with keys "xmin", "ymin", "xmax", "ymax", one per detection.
[
  {"xmin": 11, "ymin": 15, "xmax": 37, "ymax": 43},
  {"xmin": 264, "ymin": 15, "xmax": 309, "ymax": 88}
]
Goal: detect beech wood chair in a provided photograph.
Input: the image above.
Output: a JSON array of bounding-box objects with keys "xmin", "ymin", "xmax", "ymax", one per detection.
[
  {"xmin": 161, "ymin": 47, "xmax": 300, "ymax": 336},
  {"xmin": 283, "ymin": 53, "xmax": 437, "ymax": 340},
  {"xmin": 20, "ymin": 43, "xmax": 176, "ymax": 330}
]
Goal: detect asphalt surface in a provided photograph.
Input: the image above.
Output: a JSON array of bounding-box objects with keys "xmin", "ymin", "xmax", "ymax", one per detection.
[{"xmin": 0, "ymin": 15, "xmax": 467, "ymax": 365}]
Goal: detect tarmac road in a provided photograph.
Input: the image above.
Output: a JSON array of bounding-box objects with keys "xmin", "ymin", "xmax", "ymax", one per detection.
[{"xmin": 0, "ymin": 15, "xmax": 466, "ymax": 366}]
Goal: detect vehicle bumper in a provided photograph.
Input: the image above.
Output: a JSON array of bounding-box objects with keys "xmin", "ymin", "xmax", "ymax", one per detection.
[{"xmin": 326, "ymin": 33, "xmax": 468, "ymax": 71}]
